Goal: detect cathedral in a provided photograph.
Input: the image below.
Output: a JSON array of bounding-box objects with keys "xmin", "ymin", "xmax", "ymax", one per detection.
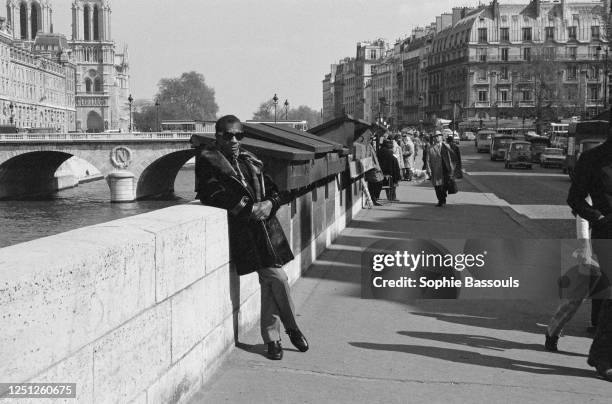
[{"xmin": 1, "ymin": 0, "xmax": 130, "ymax": 132}]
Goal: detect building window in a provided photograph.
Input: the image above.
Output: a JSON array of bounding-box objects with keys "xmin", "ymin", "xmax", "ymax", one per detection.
[
  {"xmin": 479, "ymin": 48, "xmax": 487, "ymax": 62},
  {"xmin": 500, "ymin": 89, "xmax": 509, "ymax": 102},
  {"xmin": 522, "ymin": 90, "xmax": 532, "ymax": 101},
  {"xmin": 592, "ymin": 26, "xmax": 601, "ymax": 41},
  {"xmin": 94, "ymin": 78, "xmax": 102, "ymax": 92},
  {"xmin": 588, "ymin": 85, "xmax": 599, "ymax": 101},
  {"xmin": 587, "ymin": 66, "xmax": 600, "ymax": 80},
  {"xmin": 500, "ymin": 28, "xmax": 510, "ymax": 42},
  {"xmin": 567, "ymin": 66, "xmax": 577, "ymax": 80},
  {"xmin": 568, "ymin": 47, "xmax": 577, "ymax": 60},
  {"xmin": 478, "ymin": 69, "xmax": 487, "ymax": 81},
  {"xmin": 478, "ymin": 90, "xmax": 488, "ymax": 102},
  {"xmin": 501, "ymin": 48, "xmax": 509, "ymax": 61},
  {"xmin": 522, "ymin": 27, "xmax": 532, "ymax": 41},
  {"xmin": 370, "ymin": 49, "xmax": 377, "ymax": 59},
  {"xmin": 478, "ymin": 28, "xmax": 488, "ymax": 43},
  {"xmin": 568, "ymin": 26, "xmax": 577, "ymax": 40},
  {"xmin": 545, "ymin": 27, "xmax": 554, "ymax": 41},
  {"xmin": 85, "ymin": 78, "xmax": 92, "ymax": 92},
  {"xmin": 523, "ymin": 47, "xmax": 531, "ymax": 61},
  {"xmin": 543, "ymin": 47, "xmax": 556, "ymax": 59},
  {"xmin": 500, "ymin": 66, "xmax": 509, "ymax": 80}
]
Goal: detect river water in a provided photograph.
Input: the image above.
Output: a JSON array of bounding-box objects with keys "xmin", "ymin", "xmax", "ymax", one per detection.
[{"xmin": 0, "ymin": 168, "xmax": 196, "ymax": 248}]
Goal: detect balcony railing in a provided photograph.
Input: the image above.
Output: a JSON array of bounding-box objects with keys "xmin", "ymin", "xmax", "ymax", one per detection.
[
  {"xmin": 519, "ymin": 101, "xmax": 535, "ymax": 107},
  {"xmin": 468, "ymin": 53, "xmax": 605, "ymax": 63},
  {"xmin": 475, "ymin": 101, "xmax": 490, "ymax": 108},
  {"xmin": 496, "ymin": 101, "xmax": 513, "ymax": 108}
]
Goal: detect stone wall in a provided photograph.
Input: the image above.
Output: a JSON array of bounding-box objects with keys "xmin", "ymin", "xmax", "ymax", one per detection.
[{"xmin": 0, "ymin": 171, "xmax": 363, "ymax": 403}]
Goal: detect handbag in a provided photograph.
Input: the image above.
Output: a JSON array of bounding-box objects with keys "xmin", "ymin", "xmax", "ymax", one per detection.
[
  {"xmin": 446, "ymin": 177, "xmax": 458, "ymax": 194},
  {"xmin": 365, "ymin": 168, "xmax": 384, "ymax": 183}
]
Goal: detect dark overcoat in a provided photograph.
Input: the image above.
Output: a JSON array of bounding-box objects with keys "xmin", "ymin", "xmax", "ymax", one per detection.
[{"xmin": 195, "ymin": 145, "xmax": 294, "ymax": 275}]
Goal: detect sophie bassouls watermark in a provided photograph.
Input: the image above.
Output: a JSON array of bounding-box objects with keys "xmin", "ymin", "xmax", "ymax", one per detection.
[{"xmin": 361, "ymin": 239, "xmax": 609, "ymax": 301}]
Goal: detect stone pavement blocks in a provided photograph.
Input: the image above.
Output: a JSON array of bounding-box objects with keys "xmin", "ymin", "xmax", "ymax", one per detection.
[
  {"xmin": 93, "ymin": 301, "xmax": 171, "ymax": 404},
  {"xmin": 0, "ymin": 346, "xmax": 94, "ymax": 404},
  {"xmin": 146, "ymin": 342, "xmax": 205, "ymax": 404},
  {"xmin": 202, "ymin": 317, "xmax": 235, "ymax": 383},
  {"xmin": 0, "ymin": 227, "xmax": 156, "ymax": 382},
  {"xmin": 203, "ymin": 212, "xmax": 229, "ymax": 274},
  {"xmin": 170, "ymin": 266, "xmax": 231, "ymax": 362},
  {"xmin": 154, "ymin": 217, "xmax": 207, "ymax": 302}
]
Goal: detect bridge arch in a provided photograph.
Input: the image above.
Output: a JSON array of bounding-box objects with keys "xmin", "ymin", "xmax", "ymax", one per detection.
[
  {"xmin": 135, "ymin": 149, "xmax": 195, "ymax": 199},
  {"xmin": 0, "ymin": 151, "xmax": 102, "ymax": 200}
]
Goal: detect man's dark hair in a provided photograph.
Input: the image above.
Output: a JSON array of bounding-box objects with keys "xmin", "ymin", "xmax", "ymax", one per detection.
[{"xmin": 215, "ymin": 115, "xmax": 241, "ymax": 134}]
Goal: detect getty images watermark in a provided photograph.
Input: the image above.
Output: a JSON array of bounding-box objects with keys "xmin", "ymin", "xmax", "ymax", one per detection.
[{"xmin": 361, "ymin": 239, "xmax": 610, "ymax": 301}]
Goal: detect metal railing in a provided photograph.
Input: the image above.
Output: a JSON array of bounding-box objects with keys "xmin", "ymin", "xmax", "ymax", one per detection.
[{"xmin": 0, "ymin": 132, "xmax": 199, "ymax": 142}]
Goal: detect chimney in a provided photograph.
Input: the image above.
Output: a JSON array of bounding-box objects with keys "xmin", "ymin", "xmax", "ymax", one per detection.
[{"xmin": 452, "ymin": 8, "xmax": 463, "ymax": 25}]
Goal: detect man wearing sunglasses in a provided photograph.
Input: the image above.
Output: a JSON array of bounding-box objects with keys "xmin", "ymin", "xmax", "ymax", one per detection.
[{"xmin": 195, "ymin": 115, "xmax": 308, "ymax": 360}]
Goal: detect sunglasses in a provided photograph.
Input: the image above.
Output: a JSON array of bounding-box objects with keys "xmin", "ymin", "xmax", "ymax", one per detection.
[{"xmin": 219, "ymin": 131, "xmax": 245, "ymax": 141}]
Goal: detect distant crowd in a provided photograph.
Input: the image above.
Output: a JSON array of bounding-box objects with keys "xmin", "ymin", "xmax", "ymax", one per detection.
[{"xmin": 363, "ymin": 129, "xmax": 462, "ymax": 207}]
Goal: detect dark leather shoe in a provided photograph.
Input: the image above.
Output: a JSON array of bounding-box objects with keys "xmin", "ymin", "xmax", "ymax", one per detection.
[
  {"xmin": 266, "ymin": 341, "xmax": 283, "ymax": 360},
  {"xmin": 286, "ymin": 329, "xmax": 309, "ymax": 352},
  {"xmin": 373, "ymin": 201, "xmax": 383, "ymax": 206},
  {"xmin": 544, "ymin": 333, "xmax": 558, "ymax": 352}
]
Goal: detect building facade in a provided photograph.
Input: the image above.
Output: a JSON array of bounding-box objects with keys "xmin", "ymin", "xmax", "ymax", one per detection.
[
  {"xmin": 0, "ymin": 0, "xmax": 129, "ymax": 132},
  {"xmin": 0, "ymin": 16, "xmax": 76, "ymax": 131},
  {"xmin": 323, "ymin": 0, "xmax": 610, "ymax": 130}
]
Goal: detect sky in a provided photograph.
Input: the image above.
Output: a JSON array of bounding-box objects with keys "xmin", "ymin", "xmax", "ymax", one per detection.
[{"xmin": 45, "ymin": 0, "xmax": 527, "ymax": 119}]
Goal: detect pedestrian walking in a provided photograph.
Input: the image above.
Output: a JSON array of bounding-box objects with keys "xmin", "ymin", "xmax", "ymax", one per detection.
[
  {"xmin": 446, "ymin": 135, "xmax": 463, "ymax": 178},
  {"xmin": 567, "ymin": 130, "xmax": 612, "ymax": 381},
  {"xmin": 401, "ymin": 133, "xmax": 415, "ymax": 181},
  {"xmin": 426, "ymin": 132, "xmax": 456, "ymax": 207},
  {"xmin": 378, "ymin": 139, "xmax": 401, "ymax": 201},
  {"xmin": 544, "ymin": 207, "xmax": 604, "ymax": 352},
  {"xmin": 364, "ymin": 136, "xmax": 384, "ymax": 206},
  {"xmin": 195, "ymin": 115, "xmax": 309, "ymax": 361},
  {"xmin": 392, "ymin": 134, "xmax": 405, "ymax": 177}
]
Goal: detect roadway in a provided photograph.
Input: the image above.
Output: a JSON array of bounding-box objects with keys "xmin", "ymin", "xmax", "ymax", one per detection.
[{"xmin": 456, "ymin": 140, "xmax": 575, "ymax": 239}]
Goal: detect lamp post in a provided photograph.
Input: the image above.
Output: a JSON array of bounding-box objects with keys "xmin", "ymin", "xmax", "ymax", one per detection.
[
  {"xmin": 128, "ymin": 94, "xmax": 133, "ymax": 132},
  {"xmin": 155, "ymin": 98, "xmax": 160, "ymax": 132},
  {"xmin": 450, "ymin": 99, "xmax": 460, "ymax": 134},
  {"xmin": 272, "ymin": 93, "xmax": 279, "ymax": 123},
  {"xmin": 9, "ymin": 102, "xmax": 14, "ymax": 125},
  {"xmin": 284, "ymin": 99, "xmax": 289, "ymax": 120}
]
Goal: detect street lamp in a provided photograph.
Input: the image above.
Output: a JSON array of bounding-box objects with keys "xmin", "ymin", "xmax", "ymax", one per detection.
[
  {"xmin": 450, "ymin": 99, "xmax": 461, "ymax": 134},
  {"xmin": 155, "ymin": 98, "xmax": 160, "ymax": 132},
  {"xmin": 284, "ymin": 99, "xmax": 289, "ymax": 120},
  {"xmin": 128, "ymin": 94, "xmax": 134, "ymax": 132},
  {"xmin": 272, "ymin": 93, "xmax": 279, "ymax": 123}
]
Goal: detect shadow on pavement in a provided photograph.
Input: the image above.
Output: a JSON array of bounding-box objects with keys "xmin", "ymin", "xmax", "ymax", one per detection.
[
  {"xmin": 349, "ymin": 342, "xmax": 594, "ymax": 378},
  {"xmin": 397, "ymin": 331, "xmax": 587, "ymax": 357}
]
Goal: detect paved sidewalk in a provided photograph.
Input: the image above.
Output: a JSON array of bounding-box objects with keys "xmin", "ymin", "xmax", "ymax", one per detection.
[{"xmin": 189, "ymin": 180, "xmax": 609, "ymax": 404}]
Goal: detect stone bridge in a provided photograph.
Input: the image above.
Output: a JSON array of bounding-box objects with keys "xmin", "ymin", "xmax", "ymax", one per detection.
[{"xmin": 0, "ymin": 132, "xmax": 201, "ymax": 201}]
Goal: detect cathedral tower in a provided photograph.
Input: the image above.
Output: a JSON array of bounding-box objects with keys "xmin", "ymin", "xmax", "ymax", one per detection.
[
  {"xmin": 6, "ymin": 0, "xmax": 53, "ymax": 41},
  {"xmin": 69, "ymin": 0, "xmax": 129, "ymax": 132}
]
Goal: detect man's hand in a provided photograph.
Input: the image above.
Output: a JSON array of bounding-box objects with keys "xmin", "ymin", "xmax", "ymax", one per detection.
[{"xmin": 250, "ymin": 200, "xmax": 273, "ymax": 221}]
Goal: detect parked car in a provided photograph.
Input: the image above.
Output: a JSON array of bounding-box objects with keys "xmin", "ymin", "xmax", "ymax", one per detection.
[
  {"xmin": 539, "ymin": 147, "xmax": 565, "ymax": 168},
  {"xmin": 490, "ymin": 135, "xmax": 514, "ymax": 161},
  {"xmin": 462, "ymin": 131, "xmax": 475, "ymax": 141},
  {"xmin": 476, "ymin": 130, "xmax": 495, "ymax": 153},
  {"xmin": 505, "ymin": 141, "xmax": 533, "ymax": 169}
]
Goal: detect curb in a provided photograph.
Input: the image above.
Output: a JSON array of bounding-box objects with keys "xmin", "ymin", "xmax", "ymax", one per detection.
[{"xmin": 461, "ymin": 169, "xmax": 550, "ymax": 238}]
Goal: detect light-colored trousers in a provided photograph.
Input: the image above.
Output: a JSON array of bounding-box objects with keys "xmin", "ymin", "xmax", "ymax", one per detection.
[{"xmin": 258, "ymin": 266, "xmax": 298, "ymax": 343}]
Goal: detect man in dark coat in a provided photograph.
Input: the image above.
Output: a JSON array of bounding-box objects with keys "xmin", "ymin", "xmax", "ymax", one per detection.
[
  {"xmin": 426, "ymin": 133, "xmax": 456, "ymax": 207},
  {"xmin": 378, "ymin": 139, "xmax": 402, "ymax": 201},
  {"xmin": 567, "ymin": 129, "xmax": 612, "ymax": 381},
  {"xmin": 195, "ymin": 115, "xmax": 308, "ymax": 360}
]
